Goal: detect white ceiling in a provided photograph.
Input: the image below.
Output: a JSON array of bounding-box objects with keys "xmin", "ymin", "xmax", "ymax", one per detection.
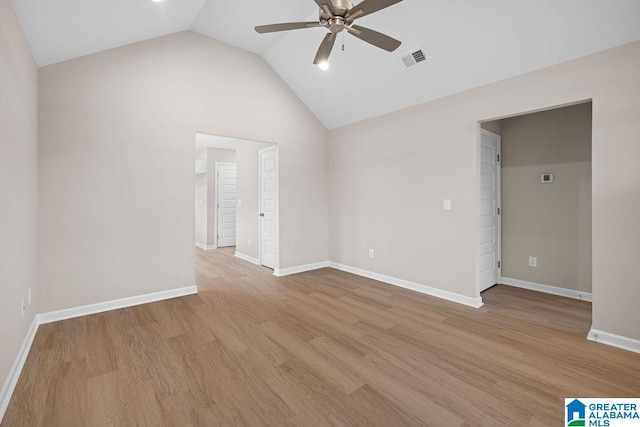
[
  {"xmin": 12, "ymin": 0, "xmax": 207, "ymax": 67},
  {"xmin": 12, "ymin": 0, "xmax": 640, "ymax": 129}
]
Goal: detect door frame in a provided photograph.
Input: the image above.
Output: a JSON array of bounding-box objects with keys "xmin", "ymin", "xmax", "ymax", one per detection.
[
  {"xmin": 478, "ymin": 128, "xmax": 502, "ymax": 295},
  {"xmin": 258, "ymin": 145, "xmax": 279, "ymax": 270},
  {"xmin": 214, "ymin": 161, "xmax": 237, "ymax": 249}
]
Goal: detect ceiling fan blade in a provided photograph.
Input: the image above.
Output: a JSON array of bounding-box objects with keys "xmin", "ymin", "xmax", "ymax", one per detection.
[
  {"xmin": 346, "ymin": 0, "xmax": 403, "ymax": 20},
  {"xmin": 313, "ymin": 0, "xmax": 336, "ymax": 17},
  {"xmin": 347, "ymin": 25, "xmax": 401, "ymax": 51},
  {"xmin": 255, "ymin": 22, "xmax": 323, "ymax": 34},
  {"xmin": 313, "ymin": 33, "xmax": 337, "ymax": 64}
]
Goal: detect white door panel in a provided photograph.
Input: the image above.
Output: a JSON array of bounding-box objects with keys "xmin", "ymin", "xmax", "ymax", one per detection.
[
  {"xmin": 479, "ymin": 130, "xmax": 501, "ymax": 292},
  {"xmin": 260, "ymin": 147, "xmax": 277, "ymax": 269},
  {"xmin": 216, "ymin": 163, "xmax": 237, "ymax": 248}
]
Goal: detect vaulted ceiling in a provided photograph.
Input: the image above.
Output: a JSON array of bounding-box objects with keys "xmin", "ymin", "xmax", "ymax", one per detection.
[{"xmin": 12, "ymin": 0, "xmax": 640, "ymax": 129}]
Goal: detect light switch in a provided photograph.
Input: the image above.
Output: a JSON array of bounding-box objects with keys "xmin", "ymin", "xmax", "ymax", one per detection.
[
  {"xmin": 443, "ymin": 199, "xmax": 452, "ymax": 211},
  {"xmin": 237, "ymin": 198, "xmax": 242, "ymax": 207}
]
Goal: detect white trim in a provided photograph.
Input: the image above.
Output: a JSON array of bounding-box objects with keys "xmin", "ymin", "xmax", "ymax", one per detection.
[
  {"xmin": 329, "ymin": 262, "xmax": 484, "ymax": 308},
  {"xmin": 588, "ymin": 328, "xmax": 640, "ymax": 354},
  {"xmin": 0, "ymin": 316, "xmax": 39, "ymax": 422},
  {"xmin": 195, "ymin": 243, "xmax": 216, "ymax": 250},
  {"xmin": 274, "ymin": 261, "xmax": 330, "ymax": 277},
  {"xmin": 501, "ymin": 277, "xmax": 592, "ymax": 302},
  {"xmin": 234, "ymin": 251, "xmax": 261, "ymax": 266},
  {"xmin": 37, "ymin": 286, "xmax": 198, "ymax": 324}
]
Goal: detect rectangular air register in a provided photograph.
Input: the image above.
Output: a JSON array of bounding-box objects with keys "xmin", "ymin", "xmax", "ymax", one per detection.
[{"xmin": 400, "ymin": 49, "xmax": 428, "ymax": 70}]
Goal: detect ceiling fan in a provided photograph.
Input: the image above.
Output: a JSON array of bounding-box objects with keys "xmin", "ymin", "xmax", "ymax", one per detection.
[{"xmin": 255, "ymin": 0, "xmax": 403, "ymax": 67}]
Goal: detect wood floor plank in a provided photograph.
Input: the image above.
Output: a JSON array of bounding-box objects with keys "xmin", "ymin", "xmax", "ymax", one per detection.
[{"xmin": 2, "ymin": 246, "xmax": 640, "ymax": 426}]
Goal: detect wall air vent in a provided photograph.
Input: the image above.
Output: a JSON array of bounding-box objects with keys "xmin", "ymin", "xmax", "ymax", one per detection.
[{"xmin": 400, "ymin": 49, "xmax": 428, "ymax": 70}]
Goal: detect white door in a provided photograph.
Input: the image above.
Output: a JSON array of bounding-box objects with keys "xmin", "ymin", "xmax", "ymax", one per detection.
[
  {"xmin": 479, "ymin": 130, "xmax": 501, "ymax": 292},
  {"xmin": 260, "ymin": 147, "xmax": 277, "ymax": 269},
  {"xmin": 216, "ymin": 163, "xmax": 237, "ymax": 247}
]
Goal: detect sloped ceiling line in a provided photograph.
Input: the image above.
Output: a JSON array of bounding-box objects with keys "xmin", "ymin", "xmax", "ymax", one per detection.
[{"xmin": 12, "ymin": 0, "xmax": 640, "ymax": 129}]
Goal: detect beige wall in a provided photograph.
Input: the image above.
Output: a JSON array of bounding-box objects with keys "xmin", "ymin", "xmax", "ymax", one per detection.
[
  {"xmin": 236, "ymin": 141, "xmax": 274, "ymax": 260},
  {"xmin": 329, "ymin": 41, "xmax": 640, "ymax": 342},
  {"xmin": 0, "ymin": 0, "xmax": 38, "ymax": 400},
  {"xmin": 501, "ymin": 103, "xmax": 592, "ymax": 292},
  {"xmin": 206, "ymin": 148, "xmax": 236, "ymax": 246},
  {"xmin": 481, "ymin": 120, "xmax": 501, "ymax": 135},
  {"xmin": 38, "ymin": 31, "xmax": 329, "ymax": 313},
  {"xmin": 195, "ymin": 149, "xmax": 207, "ymax": 246}
]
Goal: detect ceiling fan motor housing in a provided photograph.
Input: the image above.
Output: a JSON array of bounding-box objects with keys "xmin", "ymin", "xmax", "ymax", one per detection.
[{"xmin": 319, "ymin": 0, "xmax": 354, "ymax": 22}]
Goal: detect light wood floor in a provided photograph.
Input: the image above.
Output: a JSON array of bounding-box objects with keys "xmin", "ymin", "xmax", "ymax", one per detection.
[{"xmin": 3, "ymin": 248, "xmax": 640, "ymax": 426}]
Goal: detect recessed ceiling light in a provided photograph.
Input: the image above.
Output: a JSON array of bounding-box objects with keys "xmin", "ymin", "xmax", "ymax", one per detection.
[
  {"xmin": 152, "ymin": 0, "xmax": 163, "ymax": 3},
  {"xmin": 318, "ymin": 61, "xmax": 329, "ymax": 71}
]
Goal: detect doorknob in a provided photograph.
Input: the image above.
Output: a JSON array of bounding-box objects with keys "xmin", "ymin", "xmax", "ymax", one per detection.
[{"xmin": 260, "ymin": 213, "xmax": 264, "ymax": 217}]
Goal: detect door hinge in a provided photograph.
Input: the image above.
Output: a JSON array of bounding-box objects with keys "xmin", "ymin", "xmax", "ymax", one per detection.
[
  {"xmin": 497, "ymin": 261, "xmax": 501, "ymax": 268},
  {"xmin": 497, "ymin": 154, "xmax": 500, "ymax": 162},
  {"xmin": 217, "ymin": 204, "xmax": 219, "ymax": 209},
  {"xmin": 497, "ymin": 207, "xmax": 500, "ymax": 215}
]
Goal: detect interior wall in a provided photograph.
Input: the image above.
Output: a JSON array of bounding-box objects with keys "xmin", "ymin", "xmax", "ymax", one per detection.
[
  {"xmin": 481, "ymin": 120, "xmax": 502, "ymax": 135},
  {"xmin": 38, "ymin": 31, "xmax": 329, "ymax": 313},
  {"xmin": 206, "ymin": 148, "xmax": 236, "ymax": 247},
  {"xmin": 195, "ymin": 149, "xmax": 207, "ymax": 246},
  {"xmin": 501, "ymin": 103, "xmax": 592, "ymax": 292},
  {"xmin": 0, "ymin": 0, "xmax": 38, "ymax": 401},
  {"xmin": 329, "ymin": 41, "xmax": 640, "ymax": 342},
  {"xmin": 236, "ymin": 141, "xmax": 273, "ymax": 260}
]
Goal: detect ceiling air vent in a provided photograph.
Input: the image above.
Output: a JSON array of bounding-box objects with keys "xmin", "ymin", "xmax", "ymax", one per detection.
[{"xmin": 400, "ymin": 49, "xmax": 428, "ymax": 70}]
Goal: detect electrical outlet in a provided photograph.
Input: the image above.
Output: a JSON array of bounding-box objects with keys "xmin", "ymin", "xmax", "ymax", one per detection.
[
  {"xmin": 369, "ymin": 249, "xmax": 374, "ymax": 259},
  {"xmin": 248, "ymin": 238, "xmax": 252, "ymax": 246},
  {"xmin": 529, "ymin": 256, "xmax": 537, "ymax": 268},
  {"xmin": 199, "ymin": 222, "xmax": 203, "ymax": 229},
  {"xmin": 28, "ymin": 288, "xmax": 31, "ymax": 305}
]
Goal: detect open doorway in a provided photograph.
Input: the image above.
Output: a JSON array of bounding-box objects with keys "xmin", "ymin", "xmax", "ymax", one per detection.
[
  {"xmin": 478, "ymin": 101, "xmax": 593, "ymax": 303},
  {"xmin": 195, "ymin": 133, "xmax": 237, "ymax": 251},
  {"xmin": 194, "ymin": 132, "xmax": 279, "ymax": 271}
]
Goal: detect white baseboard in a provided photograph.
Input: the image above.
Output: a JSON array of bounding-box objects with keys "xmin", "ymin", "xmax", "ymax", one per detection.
[
  {"xmin": 328, "ymin": 262, "xmax": 483, "ymax": 308},
  {"xmin": 501, "ymin": 277, "xmax": 592, "ymax": 302},
  {"xmin": 37, "ymin": 286, "xmax": 198, "ymax": 325},
  {"xmin": 195, "ymin": 243, "xmax": 216, "ymax": 250},
  {"xmin": 588, "ymin": 328, "xmax": 640, "ymax": 354},
  {"xmin": 274, "ymin": 261, "xmax": 330, "ymax": 277},
  {"xmin": 234, "ymin": 251, "xmax": 261, "ymax": 266},
  {"xmin": 0, "ymin": 285, "xmax": 198, "ymax": 422},
  {"xmin": 0, "ymin": 316, "xmax": 39, "ymax": 422}
]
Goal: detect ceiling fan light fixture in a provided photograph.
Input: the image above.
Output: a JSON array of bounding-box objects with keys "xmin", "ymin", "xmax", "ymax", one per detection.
[{"xmin": 318, "ymin": 61, "xmax": 330, "ymax": 71}]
